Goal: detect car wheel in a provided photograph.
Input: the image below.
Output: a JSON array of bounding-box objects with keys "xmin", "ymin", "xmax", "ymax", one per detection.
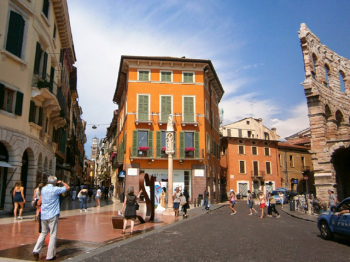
[{"xmin": 320, "ymin": 221, "xmax": 334, "ymax": 240}]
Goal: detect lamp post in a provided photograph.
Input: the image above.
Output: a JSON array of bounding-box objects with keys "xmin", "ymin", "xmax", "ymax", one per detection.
[{"xmin": 163, "ymin": 115, "xmax": 175, "ymax": 216}]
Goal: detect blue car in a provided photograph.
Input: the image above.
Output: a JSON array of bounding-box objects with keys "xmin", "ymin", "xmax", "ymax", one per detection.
[
  {"xmin": 317, "ymin": 197, "xmax": 350, "ymax": 240},
  {"xmin": 271, "ymin": 190, "xmax": 288, "ymax": 204}
]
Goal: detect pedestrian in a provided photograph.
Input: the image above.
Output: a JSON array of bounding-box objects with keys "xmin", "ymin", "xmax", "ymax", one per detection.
[
  {"xmin": 259, "ymin": 191, "xmax": 266, "ymax": 218},
  {"xmin": 247, "ymin": 190, "xmax": 258, "ymax": 215},
  {"xmin": 266, "ymin": 190, "xmax": 269, "ymax": 198},
  {"xmin": 229, "ymin": 190, "xmax": 236, "ymax": 215},
  {"xmin": 104, "ymin": 186, "xmax": 109, "ymax": 200},
  {"xmin": 88, "ymin": 186, "xmax": 93, "ymax": 200},
  {"xmin": 36, "ymin": 195, "xmax": 42, "ymax": 233},
  {"xmin": 182, "ymin": 187, "xmax": 191, "ymax": 218},
  {"xmin": 13, "ymin": 181, "xmax": 25, "ymax": 220},
  {"xmin": 279, "ymin": 191, "xmax": 285, "ymax": 209},
  {"xmin": 328, "ymin": 190, "xmax": 337, "ymax": 210},
  {"xmin": 109, "ymin": 183, "xmax": 114, "ymax": 198},
  {"xmin": 120, "ymin": 186, "xmax": 142, "ymax": 235},
  {"xmin": 173, "ymin": 187, "xmax": 182, "ymax": 217},
  {"xmin": 33, "ymin": 183, "xmax": 44, "ymax": 221},
  {"xmin": 71, "ymin": 185, "xmax": 77, "ymax": 200},
  {"xmin": 267, "ymin": 192, "xmax": 280, "ymax": 218},
  {"xmin": 92, "ymin": 186, "xmax": 97, "ymax": 200},
  {"xmin": 79, "ymin": 185, "xmax": 88, "ymax": 212},
  {"xmin": 203, "ymin": 187, "xmax": 210, "ymax": 210},
  {"xmin": 32, "ymin": 176, "xmax": 70, "ymax": 260},
  {"xmin": 96, "ymin": 186, "xmax": 101, "ymax": 207}
]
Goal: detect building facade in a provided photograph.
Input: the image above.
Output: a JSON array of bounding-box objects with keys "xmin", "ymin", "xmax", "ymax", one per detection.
[
  {"xmin": 298, "ymin": 23, "xmax": 350, "ymax": 201},
  {"xmin": 0, "ymin": 0, "xmax": 85, "ymax": 211},
  {"xmin": 112, "ymin": 56, "xmax": 224, "ymax": 204},
  {"xmin": 220, "ymin": 118, "xmax": 281, "ymax": 197}
]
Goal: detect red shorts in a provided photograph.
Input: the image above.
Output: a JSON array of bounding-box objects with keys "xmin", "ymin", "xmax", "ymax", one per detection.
[{"xmin": 260, "ymin": 203, "xmax": 266, "ymax": 208}]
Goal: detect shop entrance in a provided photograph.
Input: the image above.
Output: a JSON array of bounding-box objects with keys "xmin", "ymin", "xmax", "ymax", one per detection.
[{"xmin": 21, "ymin": 150, "xmax": 28, "ymax": 196}]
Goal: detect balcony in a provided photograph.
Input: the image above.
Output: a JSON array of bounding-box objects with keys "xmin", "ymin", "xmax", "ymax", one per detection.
[
  {"xmin": 129, "ymin": 147, "xmax": 204, "ymax": 161},
  {"xmin": 251, "ymin": 171, "xmax": 266, "ymax": 178},
  {"xmin": 181, "ymin": 113, "xmax": 199, "ymax": 127},
  {"xmin": 135, "ymin": 112, "xmax": 152, "ymax": 125}
]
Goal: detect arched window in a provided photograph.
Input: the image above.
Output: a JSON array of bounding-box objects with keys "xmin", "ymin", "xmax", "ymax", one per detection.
[
  {"xmin": 335, "ymin": 110, "xmax": 343, "ymax": 129},
  {"xmin": 325, "ymin": 104, "xmax": 332, "ymax": 119},
  {"xmin": 311, "ymin": 53, "xmax": 318, "ymax": 78},
  {"xmin": 339, "ymin": 70, "xmax": 346, "ymax": 93},
  {"xmin": 324, "ymin": 64, "xmax": 330, "ymax": 87}
]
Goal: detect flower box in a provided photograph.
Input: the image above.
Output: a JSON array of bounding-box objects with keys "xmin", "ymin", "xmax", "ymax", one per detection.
[
  {"xmin": 139, "ymin": 146, "xmax": 149, "ymax": 151},
  {"xmin": 185, "ymin": 147, "xmax": 195, "ymax": 152}
]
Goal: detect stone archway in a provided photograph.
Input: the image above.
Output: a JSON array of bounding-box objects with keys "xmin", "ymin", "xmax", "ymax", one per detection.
[
  {"xmin": 331, "ymin": 147, "xmax": 350, "ymax": 201},
  {"xmin": 20, "ymin": 148, "xmax": 35, "ymax": 199}
]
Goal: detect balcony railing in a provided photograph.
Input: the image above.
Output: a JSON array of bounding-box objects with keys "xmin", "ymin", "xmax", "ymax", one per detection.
[
  {"xmin": 129, "ymin": 147, "xmax": 204, "ymax": 160},
  {"xmin": 181, "ymin": 113, "xmax": 198, "ymax": 126},
  {"xmin": 251, "ymin": 171, "xmax": 266, "ymax": 178}
]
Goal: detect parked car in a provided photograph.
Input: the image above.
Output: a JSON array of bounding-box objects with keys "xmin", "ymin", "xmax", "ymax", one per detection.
[
  {"xmin": 271, "ymin": 190, "xmax": 288, "ymax": 204},
  {"xmin": 286, "ymin": 190, "xmax": 298, "ymax": 200},
  {"xmin": 317, "ymin": 197, "xmax": 350, "ymax": 240}
]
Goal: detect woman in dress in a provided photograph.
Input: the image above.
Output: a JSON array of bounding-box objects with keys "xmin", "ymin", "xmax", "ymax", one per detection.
[
  {"xmin": 173, "ymin": 187, "xmax": 181, "ymax": 217},
  {"xmin": 159, "ymin": 187, "xmax": 166, "ymax": 208},
  {"xmin": 95, "ymin": 186, "xmax": 101, "ymax": 207},
  {"xmin": 182, "ymin": 187, "xmax": 191, "ymax": 218},
  {"xmin": 121, "ymin": 186, "xmax": 142, "ymax": 235},
  {"xmin": 259, "ymin": 191, "xmax": 266, "ymax": 218},
  {"xmin": 32, "ymin": 183, "xmax": 44, "ymax": 221},
  {"xmin": 13, "ymin": 181, "xmax": 25, "ymax": 220},
  {"xmin": 229, "ymin": 190, "xmax": 237, "ymax": 215},
  {"xmin": 279, "ymin": 191, "xmax": 285, "ymax": 209},
  {"xmin": 79, "ymin": 185, "xmax": 88, "ymax": 212}
]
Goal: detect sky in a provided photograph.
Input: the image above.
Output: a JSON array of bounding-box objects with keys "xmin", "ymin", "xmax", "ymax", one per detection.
[{"xmin": 66, "ymin": 0, "xmax": 350, "ymax": 158}]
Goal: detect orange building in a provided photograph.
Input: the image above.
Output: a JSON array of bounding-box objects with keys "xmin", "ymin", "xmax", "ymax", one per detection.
[
  {"xmin": 112, "ymin": 56, "xmax": 224, "ymax": 203},
  {"xmin": 220, "ymin": 118, "xmax": 281, "ymax": 198}
]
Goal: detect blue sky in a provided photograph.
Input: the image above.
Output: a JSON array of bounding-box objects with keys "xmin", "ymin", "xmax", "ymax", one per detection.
[{"xmin": 66, "ymin": 0, "xmax": 350, "ymax": 158}]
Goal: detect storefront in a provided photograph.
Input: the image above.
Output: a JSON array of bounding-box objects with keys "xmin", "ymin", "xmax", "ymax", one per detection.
[{"xmin": 0, "ymin": 142, "xmax": 12, "ymax": 209}]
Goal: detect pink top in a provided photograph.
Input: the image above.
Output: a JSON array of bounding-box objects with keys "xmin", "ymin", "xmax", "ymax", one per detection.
[{"xmin": 231, "ymin": 194, "xmax": 235, "ymax": 201}]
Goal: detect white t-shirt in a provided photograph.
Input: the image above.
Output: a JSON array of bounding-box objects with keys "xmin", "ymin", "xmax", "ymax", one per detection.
[{"xmin": 96, "ymin": 189, "xmax": 101, "ymax": 197}]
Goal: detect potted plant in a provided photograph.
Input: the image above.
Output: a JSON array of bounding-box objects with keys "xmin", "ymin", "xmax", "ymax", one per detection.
[
  {"xmin": 139, "ymin": 146, "xmax": 149, "ymax": 151},
  {"xmin": 37, "ymin": 80, "xmax": 50, "ymax": 89},
  {"xmin": 185, "ymin": 147, "xmax": 195, "ymax": 157}
]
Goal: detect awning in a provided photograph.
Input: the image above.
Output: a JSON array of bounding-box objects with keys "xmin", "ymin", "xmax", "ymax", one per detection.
[{"xmin": 0, "ymin": 161, "xmax": 14, "ymax": 168}]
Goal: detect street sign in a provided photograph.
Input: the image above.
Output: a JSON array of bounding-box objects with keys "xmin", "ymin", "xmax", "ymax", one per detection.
[{"xmin": 304, "ymin": 176, "xmax": 308, "ymax": 180}]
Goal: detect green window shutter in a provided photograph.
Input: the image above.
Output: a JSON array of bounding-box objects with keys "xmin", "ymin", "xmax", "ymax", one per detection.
[
  {"xmin": 194, "ymin": 132, "xmax": 199, "ymax": 158},
  {"xmin": 124, "ymin": 134, "xmax": 127, "ymax": 152},
  {"xmin": 29, "ymin": 101, "xmax": 35, "ymax": 122},
  {"xmin": 138, "ymin": 95, "xmax": 148, "ymax": 121},
  {"xmin": 132, "ymin": 130, "xmax": 138, "ymax": 157},
  {"xmin": 161, "ymin": 96, "xmax": 171, "ymax": 122},
  {"xmin": 139, "ymin": 71, "xmax": 149, "ymax": 81},
  {"xmin": 161, "ymin": 72, "xmax": 171, "ymax": 82},
  {"xmin": 156, "ymin": 131, "xmax": 161, "ymax": 158},
  {"xmin": 218, "ymin": 143, "xmax": 221, "ymax": 160},
  {"xmin": 148, "ymin": 131, "xmax": 153, "ymax": 157},
  {"xmin": 42, "ymin": 0, "xmax": 49, "ymax": 18},
  {"xmin": 183, "ymin": 73, "xmax": 193, "ymax": 83},
  {"xmin": 59, "ymin": 49, "xmax": 63, "ymax": 64},
  {"xmin": 14, "ymin": 91, "xmax": 23, "ymax": 116},
  {"xmin": 42, "ymin": 52, "xmax": 48, "ymax": 80},
  {"xmin": 213, "ymin": 140, "xmax": 216, "ymax": 158},
  {"xmin": 34, "ymin": 42, "xmax": 41, "ymax": 74},
  {"xmin": 180, "ymin": 132, "xmax": 185, "ymax": 158},
  {"xmin": 50, "ymin": 67, "xmax": 55, "ymax": 92},
  {"xmin": 38, "ymin": 107, "xmax": 43, "ymax": 126},
  {"xmin": 6, "ymin": 11, "xmax": 25, "ymax": 57},
  {"xmin": 184, "ymin": 97, "xmax": 194, "ymax": 122},
  {"xmin": 0, "ymin": 84, "xmax": 5, "ymax": 109}
]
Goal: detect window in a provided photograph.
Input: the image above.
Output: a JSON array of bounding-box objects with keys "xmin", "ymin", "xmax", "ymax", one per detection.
[
  {"xmin": 211, "ymin": 108, "xmax": 214, "ymax": 126},
  {"xmin": 138, "ymin": 70, "xmax": 150, "ymax": 81},
  {"xmin": 264, "ymin": 132, "xmax": 270, "ymax": 140},
  {"xmin": 206, "ymin": 133, "xmax": 211, "ymax": 153},
  {"xmin": 205, "ymin": 101, "xmax": 209, "ymax": 119},
  {"xmin": 132, "ymin": 130, "xmax": 153, "ymax": 157},
  {"xmin": 6, "ymin": 11, "xmax": 25, "ymax": 58},
  {"xmin": 156, "ymin": 131, "xmax": 167, "ymax": 158},
  {"xmin": 339, "ymin": 71, "xmax": 346, "ymax": 93},
  {"xmin": 53, "ymin": 24, "xmax": 56, "ymax": 39},
  {"xmin": 247, "ymin": 131, "xmax": 252, "ymax": 138},
  {"xmin": 246, "ymin": 121, "xmax": 250, "ymax": 125},
  {"xmin": 266, "ymin": 162, "xmax": 271, "ymax": 174},
  {"xmin": 239, "ymin": 161, "xmax": 245, "ymax": 173},
  {"xmin": 325, "ymin": 64, "xmax": 330, "ymax": 86},
  {"xmin": 264, "ymin": 147, "xmax": 270, "ymax": 156},
  {"xmin": 160, "ymin": 71, "xmax": 172, "ymax": 82},
  {"xmin": 185, "ymin": 132, "xmax": 194, "ymax": 148},
  {"xmin": 289, "ymin": 155, "xmax": 294, "ymax": 167},
  {"xmin": 183, "ymin": 96, "xmax": 194, "ymax": 122},
  {"xmin": 183, "ymin": 72, "xmax": 194, "ymax": 83},
  {"xmin": 238, "ymin": 145, "xmax": 245, "ymax": 155},
  {"xmin": 222, "ymin": 146, "xmax": 226, "ymax": 155},
  {"xmin": 227, "ymin": 129, "xmax": 231, "ymax": 137},
  {"xmin": 0, "ymin": 84, "xmax": 23, "ymax": 116},
  {"xmin": 238, "ymin": 129, "xmax": 242, "ymax": 137},
  {"xmin": 34, "ymin": 42, "xmax": 48, "ymax": 80},
  {"xmin": 160, "ymin": 96, "xmax": 171, "ymax": 122},
  {"xmin": 137, "ymin": 95, "xmax": 149, "ymax": 121},
  {"xmin": 42, "ymin": 0, "xmax": 50, "ymax": 18},
  {"xmin": 29, "ymin": 101, "xmax": 43, "ymax": 126},
  {"xmin": 216, "ymin": 116, "xmax": 220, "ymax": 130},
  {"xmin": 301, "ymin": 156, "xmax": 305, "ymax": 169},
  {"xmin": 180, "ymin": 132, "xmax": 199, "ymax": 158},
  {"xmin": 279, "ymin": 154, "xmax": 282, "ymax": 166},
  {"xmin": 311, "ymin": 53, "xmax": 318, "ymax": 78},
  {"xmin": 252, "ymin": 146, "xmax": 257, "ymax": 155},
  {"xmin": 253, "ymin": 161, "xmax": 259, "ymax": 176}
]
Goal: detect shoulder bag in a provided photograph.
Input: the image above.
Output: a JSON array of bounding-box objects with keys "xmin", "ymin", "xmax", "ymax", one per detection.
[{"xmin": 180, "ymin": 195, "xmax": 187, "ymax": 206}]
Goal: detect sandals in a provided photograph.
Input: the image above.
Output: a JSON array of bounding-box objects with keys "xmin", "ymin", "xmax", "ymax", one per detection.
[{"xmin": 121, "ymin": 231, "xmax": 125, "ymax": 234}]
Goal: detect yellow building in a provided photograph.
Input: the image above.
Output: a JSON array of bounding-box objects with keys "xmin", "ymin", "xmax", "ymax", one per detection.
[
  {"xmin": 0, "ymin": 0, "xmax": 83, "ymax": 211},
  {"xmin": 112, "ymin": 56, "xmax": 224, "ymax": 203}
]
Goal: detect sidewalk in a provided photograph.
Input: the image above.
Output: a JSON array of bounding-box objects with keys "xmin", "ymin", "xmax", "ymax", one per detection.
[
  {"xmin": 0, "ymin": 197, "xmax": 225, "ymax": 261},
  {"xmin": 279, "ymin": 204, "xmax": 318, "ymax": 223}
]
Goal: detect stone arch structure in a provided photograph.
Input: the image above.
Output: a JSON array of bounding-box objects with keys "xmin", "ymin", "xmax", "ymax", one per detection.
[{"xmin": 299, "ymin": 23, "xmax": 350, "ymax": 201}]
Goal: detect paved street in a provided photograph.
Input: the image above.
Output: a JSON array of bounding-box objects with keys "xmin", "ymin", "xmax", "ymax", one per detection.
[{"xmin": 1, "ymin": 201, "xmax": 349, "ymax": 262}]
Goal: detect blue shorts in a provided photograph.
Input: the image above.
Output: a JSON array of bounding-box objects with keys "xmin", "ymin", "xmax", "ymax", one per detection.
[
  {"xmin": 249, "ymin": 201, "xmax": 254, "ymax": 209},
  {"xmin": 173, "ymin": 202, "xmax": 180, "ymax": 209},
  {"xmin": 96, "ymin": 196, "xmax": 100, "ymax": 199},
  {"xmin": 231, "ymin": 201, "xmax": 236, "ymax": 205}
]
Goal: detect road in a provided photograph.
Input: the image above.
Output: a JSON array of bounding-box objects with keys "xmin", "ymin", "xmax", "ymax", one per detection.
[{"xmin": 67, "ymin": 202, "xmax": 350, "ymax": 262}]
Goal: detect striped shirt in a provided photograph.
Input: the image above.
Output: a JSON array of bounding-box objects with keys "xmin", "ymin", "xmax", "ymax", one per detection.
[{"xmin": 41, "ymin": 184, "xmax": 66, "ymax": 220}]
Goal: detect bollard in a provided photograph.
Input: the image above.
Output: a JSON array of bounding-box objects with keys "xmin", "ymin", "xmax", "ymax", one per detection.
[{"xmin": 194, "ymin": 198, "xmax": 196, "ymax": 207}]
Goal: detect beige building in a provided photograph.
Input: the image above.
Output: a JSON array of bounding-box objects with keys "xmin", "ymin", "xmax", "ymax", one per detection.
[{"xmin": 0, "ymin": 0, "xmax": 83, "ymax": 211}]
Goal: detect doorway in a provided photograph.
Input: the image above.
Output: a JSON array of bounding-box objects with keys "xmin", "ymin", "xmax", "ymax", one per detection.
[{"xmin": 21, "ymin": 150, "xmax": 28, "ymax": 196}]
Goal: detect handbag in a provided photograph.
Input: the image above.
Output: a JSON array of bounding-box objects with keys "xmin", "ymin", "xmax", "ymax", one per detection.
[
  {"xmin": 180, "ymin": 196, "xmax": 187, "ymax": 206},
  {"xmin": 135, "ymin": 202, "xmax": 139, "ymax": 210},
  {"xmin": 31, "ymin": 200, "xmax": 36, "ymax": 207}
]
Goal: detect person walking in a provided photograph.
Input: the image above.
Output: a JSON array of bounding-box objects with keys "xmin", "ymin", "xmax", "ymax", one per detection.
[
  {"xmin": 32, "ymin": 176, "xmax": 70, "ymax": 260},
  {"xmin": 109, "ymin": 183, "xmax": 114, "ymax": 198},
  {"xmin": 267, "ymin": 192, "xmax": 280, "ymax": 218},
  {"xmin": 279, "ymin": 191, "xmax": 285, "ymax": 209},
  {"xmin": 173, "ymin": 187, "xmax": 182, "ymax": 217},
  {"xmin": 96, "ymin": 186, "xmax": 101, "ymax": 207},
  {"xmin": 247, "ymin": 190, "xmax": 258, "ymax": 215},
  {"xmin": 229, "ymin": 190, "xmax": 237, "ymax": 215},
  {"xmin": 203, "ymin": 187, "xmax": 210, "ymax": 210},
  {"xmin": 79, "ymin": 185, "xmax": 88, "ymax": 212},
  {"xmin": 259, "ymin": 191, "xmax": 266, "ymax": 218},
  {"xmin": 13, "ymin": 181, "xmax": 25, "ymax": 220},
  {"xmin": 328, "ymin": 190, "xmax": 337, "ymax": 210},
  {"xmin": 33, "ymin": 183, "xmax": 44, "ymax": 221},
  {"xmin": 120, "ymin": 186, "xmax": 142, "ymax": 235},
  {"xmin": 104, "ymin": 186, "xmax": 109, "ymax": 200},
  {"xmin": 182, "ymin": 187, "xmax": 191, "ymax": 218}
]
